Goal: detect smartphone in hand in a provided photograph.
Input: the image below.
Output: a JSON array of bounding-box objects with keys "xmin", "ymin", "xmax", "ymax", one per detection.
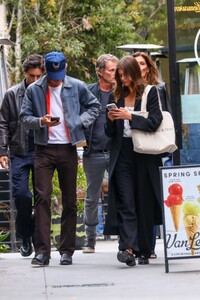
[
  {"xmin": 106, "ymin": 103, "xmax": 118, "ymax": 111},
  {"xmin": 50, "ymin": 117, "xmax": 60, "ymax": 122}
]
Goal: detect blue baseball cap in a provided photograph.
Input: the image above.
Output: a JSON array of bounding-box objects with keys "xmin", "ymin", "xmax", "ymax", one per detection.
[{"xmin": 45, "ymin": 51, "xmax": 66, "ymax": 80}]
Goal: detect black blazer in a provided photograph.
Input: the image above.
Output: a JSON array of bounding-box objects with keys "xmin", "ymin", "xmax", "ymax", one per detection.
[{"xmin": 105, "ymin": 86, "xmax": 163, "ymax": 179}]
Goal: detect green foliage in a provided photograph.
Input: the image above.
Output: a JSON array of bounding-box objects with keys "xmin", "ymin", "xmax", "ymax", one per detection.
[
  {"xmin": 0, "ymin": 230, "xmax": 11, "ymax": 252},
  {"xmin": 77, "ymin": 163, "xmax": 86, "ymax": 195},
  {"xmin": 3, "ymin": 0, "xmax": 167, "ymax": 83},
  {"xmin": 0, "ymin": 230, "xmax": 10, "ymax": 242},
  {"xmin": 77, "ymin": 199, "xmax": 84, "ymax": 217},
  {"xmin": 51, "ymin": 213, "xmax": 85, "ymax": 249},
  {"xmin": 0, "ymin": 244, "xmax": 10, "ymax": 253}
]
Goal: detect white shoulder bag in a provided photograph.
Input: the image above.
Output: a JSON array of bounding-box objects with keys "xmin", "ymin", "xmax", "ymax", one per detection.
[{"xmin": 131, "ymin": 85, "xmax": 178, "ymax": 155}]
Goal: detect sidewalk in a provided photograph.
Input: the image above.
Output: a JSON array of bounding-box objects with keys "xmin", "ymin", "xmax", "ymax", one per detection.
[{"xmin": 1, "ymin": 239, "xmax": 200, "ymax": 300}]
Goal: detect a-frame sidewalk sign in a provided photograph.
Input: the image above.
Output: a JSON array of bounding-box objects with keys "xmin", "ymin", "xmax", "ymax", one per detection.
[{"xmin": 160, "ymin": 164, "xmax": 200, "ymax": 273}]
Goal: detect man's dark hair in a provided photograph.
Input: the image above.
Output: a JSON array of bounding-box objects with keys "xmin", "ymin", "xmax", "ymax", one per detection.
[{"xmin": 22, "ymin": 54, "xmax": 45, "ymax": 72}]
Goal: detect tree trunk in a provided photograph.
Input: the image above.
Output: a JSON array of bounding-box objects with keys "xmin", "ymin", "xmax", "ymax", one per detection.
[
  {"xmin": 15, "ymin": 0, "xmax": 23, "ymax": 83},
  {"xmin": 35, "ymin": 2, "xmax": 40, "ymax": 19},
  {"xmin": 0, "ymin": 2, "xmax": 10, "ymax": 102},
  {"xmin": 58, "ymin": 0, "xmax": 65, "ymax": 23},
  {"xmin": 0, "ymin": 2, "xmax": 7, "ymax": 38}
]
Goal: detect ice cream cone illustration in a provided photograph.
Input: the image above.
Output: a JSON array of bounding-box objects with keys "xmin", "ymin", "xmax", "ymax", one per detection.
[
  {"xmin": 183, "ymin": 201, "xmax": 200, "ymax": 256},
  {"xmin": 197, "ymin": 185, "xmax": 200, "ymax": 203},
  {"xmin": 164, "ymin": 191, "xmax": 183, "ymax": 232},
  {"xmin": 164, "ymin": 184, "xmax": 184, "ymax": 232},
  {"xmin": 170, "ymin": 204, "xmax": 182, "ymax": 232}
]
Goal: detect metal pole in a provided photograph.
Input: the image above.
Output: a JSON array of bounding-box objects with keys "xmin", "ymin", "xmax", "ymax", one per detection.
[
  {"xmin": 0, "ymin": 46, "xmax": 3, "ymax": 105},
  {"xmin": 2, "ymin": 46, "xmax": 9, "ymax": 90},
  {"xmin": 166, "ymin": 0, "xmax": 182, "ymax": 165}
]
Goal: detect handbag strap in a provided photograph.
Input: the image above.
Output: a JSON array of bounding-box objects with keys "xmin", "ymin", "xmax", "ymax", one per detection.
[{"xmin": 141, "ymin": 85, "xmax": 162, "ymax": 112}]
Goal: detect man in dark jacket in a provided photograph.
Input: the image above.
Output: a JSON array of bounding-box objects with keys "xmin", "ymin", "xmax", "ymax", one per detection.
[
  {"xmin": 82, "ymin": 54, "xmax": 118, "ymax": 253},
  {"xmin": 0, "ymin": 54, "xmax": 45, "ymax": 256}
]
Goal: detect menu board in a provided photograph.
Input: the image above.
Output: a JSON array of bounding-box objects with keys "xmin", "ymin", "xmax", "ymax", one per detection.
[{"xmin": 160, "ymin": 165, "xmax": 200, "ymax": 271}]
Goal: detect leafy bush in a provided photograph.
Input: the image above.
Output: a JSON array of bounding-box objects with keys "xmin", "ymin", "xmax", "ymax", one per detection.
[{"xmin": 0, "ymin": 230, "xmax": 10, "ymax": 253}]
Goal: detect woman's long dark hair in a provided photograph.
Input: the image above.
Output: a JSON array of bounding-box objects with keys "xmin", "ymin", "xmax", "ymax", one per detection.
[{"xmin": 114, "ymin": 55, "xmax": 144, "ymax": 102}]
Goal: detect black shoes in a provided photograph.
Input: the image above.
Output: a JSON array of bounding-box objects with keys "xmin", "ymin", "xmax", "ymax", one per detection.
[
  {"xmin": 138, "ymin": 255, "xmax": 149, "ymax": 265},
  {"xmin": 149, "ymin": 252, "xmax": 157, "ymax": 259},
  {"xmin": 60, "ymin": 253, "xmax": 72, "ymax": 265},
  {"xmin": 117, "ymin": 250, "xmax": 136, "ymax": 267},
  {"xmin": 31, "ymin": 253, "xmax": 72, "ymax": 266},
  {"xmin": 31, "ymin": 254, "xmax": 50, "ymax": 266},
  {"xmin": 20, "ymin": 237, "xmax": 33, "ymax": 257}
]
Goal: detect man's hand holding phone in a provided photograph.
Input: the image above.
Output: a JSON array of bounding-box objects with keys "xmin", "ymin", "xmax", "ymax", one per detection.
[
  {"xmin": 41, "ymin": 114, "xmax": 61, "ymax": 126},
  {"xmin": 50, "ymin": 117, "xmax": 60, "ymax": 122},
  {"xmin": 50, "ymin": 116, "xmax": 60, "ymax": 126}
]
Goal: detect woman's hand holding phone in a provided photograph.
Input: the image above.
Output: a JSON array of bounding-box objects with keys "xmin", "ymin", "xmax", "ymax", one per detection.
[
  {"xmin": 107, "ymin": 105, "xmax": 132, "ymax": 121},
  {"xmin": 106, "ymin": 103, "xmax": 118, "ymax": 111}
]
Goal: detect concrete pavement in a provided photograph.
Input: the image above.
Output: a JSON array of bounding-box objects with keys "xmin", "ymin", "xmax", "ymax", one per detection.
[{"xmin": 1, "ymin": 238, "xmax": 200, "ymax": 300}]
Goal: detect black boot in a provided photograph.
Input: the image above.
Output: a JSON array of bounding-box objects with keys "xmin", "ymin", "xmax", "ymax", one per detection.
[{"xmin": 20, "ymin": 237, "xmax": 33, "ymax": 257}]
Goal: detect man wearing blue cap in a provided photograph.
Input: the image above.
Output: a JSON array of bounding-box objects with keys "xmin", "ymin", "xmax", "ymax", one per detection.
[{"xmin": 20, "ymin": 51, "xmax": 101, "ymax": 266}]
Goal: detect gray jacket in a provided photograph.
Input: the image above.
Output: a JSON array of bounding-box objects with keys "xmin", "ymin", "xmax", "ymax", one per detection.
[{"xmin": 20, "ymin": 75, "xmax": 101, "ymax": 146}]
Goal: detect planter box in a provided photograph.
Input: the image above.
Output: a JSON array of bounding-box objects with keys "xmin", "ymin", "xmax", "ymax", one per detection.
[{"xmin": 51, "ymin": 214, "xmax": 85, "ymax": 250}]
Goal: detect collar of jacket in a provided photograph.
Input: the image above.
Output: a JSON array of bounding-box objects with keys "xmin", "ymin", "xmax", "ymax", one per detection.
[
  {"xmin": 19, "ymin": 78, "xmax": 26, "ymax": 89},
  {"xmin": 87, "ymin": 82, "xmax": 114, "ymax": 102},
  {"xmin": 18, "ymin": 79, "xmax": 26, "ymax": 94},
  {"xmin": 87, "ymin": 82, "xmax": 99, "ymax": 98}
]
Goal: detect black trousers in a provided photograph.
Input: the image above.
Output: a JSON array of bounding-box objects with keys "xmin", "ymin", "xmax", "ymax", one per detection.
[
  {"xmin": 34, "ymin": 144, "xmax": 77, "ymax": 257},
  {"xmin": 112, "ymin": 138, "xmax": 139, "ymax": 252},
  {"xmin": 112, "ymin": 138, "xmax": 161, "ymax": 257}
]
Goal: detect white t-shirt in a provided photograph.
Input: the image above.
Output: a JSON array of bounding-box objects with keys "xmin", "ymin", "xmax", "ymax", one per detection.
[
  {"xmin": 123, "ymin": 106, "xmax": 134, "ymax": 138},
  {"xmin": 48, "ymin": 85, "xmax": 70, "ymax": 144}
]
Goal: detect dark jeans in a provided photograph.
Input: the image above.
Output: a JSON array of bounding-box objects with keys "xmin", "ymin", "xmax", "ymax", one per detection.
[
  {"xmin": 11, "ymin": 151, "xmax": 35, "ymax": 239},
  {"xmin": 34, "ymin": 144, "xmax": 78, "ymax": 257}
]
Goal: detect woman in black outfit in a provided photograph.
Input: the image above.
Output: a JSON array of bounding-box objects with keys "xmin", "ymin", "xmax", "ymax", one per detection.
[
  {"xmin": 133, "ymin": 51, "xmax": 173, "ymax": 258},
  {"xmin": 104, "ymin": 55, "xmax": 163, "ymax": 266}
]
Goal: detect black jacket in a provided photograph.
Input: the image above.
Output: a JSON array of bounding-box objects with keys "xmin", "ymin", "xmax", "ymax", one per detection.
[
  {"xmin": 0, "ymin": 80, "xmax": 31, "ymax": 157},
  {"xmin": 83, "ymin": 82, "xmax": 99, "ymax": 155},
  {"xmin": 83, "ymin": 82, "xmax": 111, "ymax": 156}
]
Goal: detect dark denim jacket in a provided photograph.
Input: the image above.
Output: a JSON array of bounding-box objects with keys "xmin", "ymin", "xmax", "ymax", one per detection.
[{"xmin": 20, "ymin": 75, "xmax": 101, "ymax": 146}]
